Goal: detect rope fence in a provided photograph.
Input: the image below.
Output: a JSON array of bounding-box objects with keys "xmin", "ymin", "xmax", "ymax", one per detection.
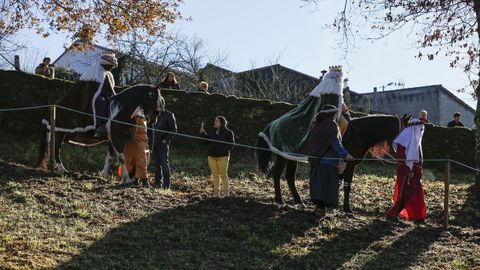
[
  {"xmin": 0, "ymin": 104, "xmax": 478, "ymax": 171},
  {"xmin": 1, "ymin": 104, "xmax": 479, "ymax": 232}
]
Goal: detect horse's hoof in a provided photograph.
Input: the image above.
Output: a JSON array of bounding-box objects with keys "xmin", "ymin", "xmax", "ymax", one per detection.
[
  {"xmin": 102, "ymin": 172, "xmax": 110, "ymax": 180},
  {"xmin": 123, "ymin": 177, "xmax": 133, "ymax": 184},
  {"xmin": 295, "ymin": 202, "xmax": 307, "ymax": 209},
  {"xmin": 274, "ymin": 201, "xmax": 285, "ymax": 208},
  {"xmin": 55, "ymin": 163, "xmax": 69, "ymax": 174},
  {"xmin": 343, "ymin": 208, "xmax": 355, "ymax": 217},
  {"xmin": 274, "ymin": 199, "xmax": 284, "ymax": 205}
]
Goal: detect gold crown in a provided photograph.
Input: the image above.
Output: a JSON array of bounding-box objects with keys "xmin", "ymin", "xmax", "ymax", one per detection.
[{"xmin": 329, "ymin": 65, "xmax": 342, "ymax": 72}]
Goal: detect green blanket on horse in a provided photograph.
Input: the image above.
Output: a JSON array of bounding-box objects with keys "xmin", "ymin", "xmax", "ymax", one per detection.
[
  {"xmin": 259, "ymin": 94, "xmax": 341, "ymax": 162},
  {"xmin": 259, "ymin": 66, "xmax": 345, "ymax": 163}
]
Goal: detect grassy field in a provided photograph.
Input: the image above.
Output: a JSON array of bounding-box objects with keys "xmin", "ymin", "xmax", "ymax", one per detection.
[{"xmin": 0, "ymin": 136, "xmax": 479, "ymax": 269}]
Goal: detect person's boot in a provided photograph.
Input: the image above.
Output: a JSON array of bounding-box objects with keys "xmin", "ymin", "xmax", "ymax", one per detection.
[
  {"xmin": 314, "ymin": 206, "xmax": 326, "ymax": 218},
  {"xmin": 132, "ymin": 178, "xmax": 140, "ymax": 185},
  {"xmin": 142, "ymin": 179, "xmax": 151, "ymax": 188}
]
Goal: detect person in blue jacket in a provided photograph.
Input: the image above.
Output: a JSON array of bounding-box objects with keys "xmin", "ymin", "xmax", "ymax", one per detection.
[{"xmin": 308, "ymin": 104, "xmax": 354, "ymax": 217}]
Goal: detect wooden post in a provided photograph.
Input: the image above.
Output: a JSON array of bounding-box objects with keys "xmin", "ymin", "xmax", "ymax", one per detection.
[
  {"xmin": 49, "ymin": 106, "xmax": 56, "ymax": 172},
  {"xmin": 14, "ymin": 55, "xmax": 20, "ymax": 71},
  {"xmin": 443, "ymin": 160, "xmax": 451, "ymax": 231}
]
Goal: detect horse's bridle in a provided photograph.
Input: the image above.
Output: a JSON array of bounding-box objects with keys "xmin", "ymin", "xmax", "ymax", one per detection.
[{"xmin": 397, "ymin": 115, "xmax": 403, "ymax": 133}]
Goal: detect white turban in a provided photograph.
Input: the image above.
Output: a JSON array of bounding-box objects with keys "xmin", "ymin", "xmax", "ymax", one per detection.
[
  {"xmin": 100, "ymin": 52, "xmax": 118, "ymax": 68},
  {"xmin": 393, "ymin": 118, "xmax": 425, "ymax": 170}
]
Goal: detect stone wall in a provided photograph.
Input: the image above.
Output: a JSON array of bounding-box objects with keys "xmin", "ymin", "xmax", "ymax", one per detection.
[{"xmin": 0, "ymin": 70, "xmax": 476, "ymax": 169}]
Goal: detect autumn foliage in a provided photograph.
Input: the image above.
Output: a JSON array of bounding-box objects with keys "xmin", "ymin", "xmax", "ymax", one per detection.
[{"xmin": 0, "ymin": 0, "xmax": 183, "ymax": 46}]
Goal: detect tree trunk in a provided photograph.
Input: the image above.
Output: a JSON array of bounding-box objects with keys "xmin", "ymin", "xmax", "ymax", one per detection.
[
  {"xmin": 474, "ymin": 0, "xmax": 480, "ymax": 188},
  {"xmin": 475, "ymin": 82, "xmax": 480, "ymax": 187}
]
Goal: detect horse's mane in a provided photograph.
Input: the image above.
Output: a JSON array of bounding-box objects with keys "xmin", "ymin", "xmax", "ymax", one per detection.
[
  {"xmin": 110, "ymin": 84, "xmax": 156, "ymax": 110},
  {"xmin": 113, "ymin": 84, "xmax": 153, "ymax": 98},
  {"xmin": 350, "ymin": 114, "xmax": 397, "ymax": 128},
  {"xmin": 351, "ymin": 114, "xmax": 395, "ymax": 121},
  {"xmin": 348, "ymin": 114, "xmax": 399, "ymax": 147}
]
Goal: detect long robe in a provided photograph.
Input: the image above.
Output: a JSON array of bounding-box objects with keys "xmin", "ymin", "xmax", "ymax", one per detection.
[
  {"xmin": 386, "ymin": 145, "xmax": 427, "ymax": 221},
  {"xmin": 123, "ymin": 116, "xmax": 149, "ymax": 179}
]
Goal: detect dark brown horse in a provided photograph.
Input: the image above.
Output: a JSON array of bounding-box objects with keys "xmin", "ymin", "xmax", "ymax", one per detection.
[
  {"xmin": 36, "ymin": 84, "xmax": 161, "ymax": 182},
  {"xmin": 256, "ymin": 114, "xmax": 405, "ymax": 213}
]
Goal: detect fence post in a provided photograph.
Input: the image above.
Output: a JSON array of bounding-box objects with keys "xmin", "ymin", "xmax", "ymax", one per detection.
[
  {"xmin": 14, "ymin": 55, "xmax": 20, "ymax": 71},
  {"xmin": 443, "ymin": 160, "xmax": 451, "ymax": 231},
  {"xmin": 49, "ymin": 105, "xmax": 56, "ymax": 172}
]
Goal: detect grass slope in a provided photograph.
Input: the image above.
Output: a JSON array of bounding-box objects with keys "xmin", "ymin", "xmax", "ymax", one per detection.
[{"xmin": 0, "ymin": 152, "xmax": 479, "ymax": 269}]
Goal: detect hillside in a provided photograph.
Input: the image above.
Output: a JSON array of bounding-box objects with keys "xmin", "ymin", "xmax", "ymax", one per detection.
[{"xmin": 0, "ymin": 140, "xmax": 479, "ymax": 269}]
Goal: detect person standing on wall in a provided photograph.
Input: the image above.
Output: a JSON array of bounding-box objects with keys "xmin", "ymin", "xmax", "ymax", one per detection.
[
  {"xmin": 159, "ymin": 72, "xmax": 181, "ymax": 90},
  {"xmin": 447, "ymin": 112, "xmax": 464, "ymax": 127},
  {"xmin": 35, "ymin": 57, "xmax": 55, "ymax": 79},
  {"xmin": 199, "ymin": 116, "xmax": 235, "ymax": 198},
  {"xmin": 197, "ymin": 81, "xmax": 210, "ymax": 94},
  {"xmin": 151, "ymin": 97, "xmax": 177, "ymax": 189},
  {"xmin": 419, "ymin": 110, "xmax": 429, "ymax": 123}
]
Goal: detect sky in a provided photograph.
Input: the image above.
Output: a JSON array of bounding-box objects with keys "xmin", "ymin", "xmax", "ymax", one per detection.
[{"xmin": 12, "ymin": 0, "xmax": 477, "ymax": 109}]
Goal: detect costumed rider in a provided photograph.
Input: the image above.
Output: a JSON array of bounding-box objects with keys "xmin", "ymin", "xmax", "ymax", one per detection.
[
  {"xmin": 259, "ymin": 65, "xmax": 350, "ymax": 162},
  {"xmin": 79, "ymin": 51, "xmax": 118, "ymax": 139},
  {"xmin": 386, "ymin": 117, "xmax": 428, "ymax": 224}
]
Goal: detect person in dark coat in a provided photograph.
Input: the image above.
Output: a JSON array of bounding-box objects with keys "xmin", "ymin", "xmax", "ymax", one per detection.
[
  {"xmin": 308, "ymin": 104, "xmax": 354, "ymax": 217},
  {"xmin": 159, "ymin": 72, "xmax": 180, "ymax": 90},
  {"xmin": 35, "ymin": 57, "xmax": 55, "ymax": 78},
  {"xmin": 197, "ymin": 81, "xmax": 210, "ymax": 94},
  {"xmin": 447, "ymin": 112, "xmax": 464, "ymax": 127},
  {"xmin": 150, "ymin": 97, "xmax": 177, "ymax": 189},
  {"xmin": 199, "ymin": 116, "xmax": 235, "ymax": 198}
]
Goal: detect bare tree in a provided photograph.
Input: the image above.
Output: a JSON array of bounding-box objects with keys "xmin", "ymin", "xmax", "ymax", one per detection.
[
  {"xmin": 116, "ymin": 33, "xmax": 184, "ymax": 85},
  {"xmin": 116, "ymin": 34, "xmax": 229, "ymax": 88},
  {"xmin": 0, "ymin": 38, "xmax": 24, "ymax": 69},
  {"xmin": 205, "ymin": 52, "xmax": 318, "ymax": 103},
  {"xmin": 236, "ymin": 64, "xmax": 318, "ymax": 103},
  {"xmin": 175, "ymin": 36, "xmax": 229, "ymax": 88}
]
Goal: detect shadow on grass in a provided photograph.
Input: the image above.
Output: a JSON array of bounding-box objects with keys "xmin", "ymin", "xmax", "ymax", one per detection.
[
  {"xmin": 56, "ymin": 197, "xmax": 318, "ymax": 269},
  {"xmin": 0, "ymin": 158, "xmax": 51, "ymax": 182},
  {"xmin": 452, "ymin": 184, "xmax": 480, "ymax": 228},
  {"xmin": 279, "ymin": 219, "xmax": 401, "ymax": 269},
  {"xmin": 359, "ymin": 226, "xmax": 441, "ymax": 270}
]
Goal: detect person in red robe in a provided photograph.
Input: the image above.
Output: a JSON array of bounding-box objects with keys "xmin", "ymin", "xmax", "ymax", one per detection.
[{"xmin": 386, "ymin": 118, "xmax": 427, "ymax": 223}]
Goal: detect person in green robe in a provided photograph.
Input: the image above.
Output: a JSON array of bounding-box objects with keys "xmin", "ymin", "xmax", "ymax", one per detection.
[{"xmin": 259, "ymin": 65, "xmax": 348, "ymax": 162}]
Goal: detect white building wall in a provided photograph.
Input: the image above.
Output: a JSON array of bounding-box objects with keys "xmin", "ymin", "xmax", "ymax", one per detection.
[
  {"xmin": 54, "ymin": 46, "xmax": 109, "ymax": 75},
  {"xmin": 438, "ymin": 90, "xmax": 475, "ymax": 127},
  {"xmin": 358, "ymin": 87, "xmax": 440, "ymax": 123},
  {"xmin": 352, "ymin": 85, "xmax": 475, "ymax": 127}
]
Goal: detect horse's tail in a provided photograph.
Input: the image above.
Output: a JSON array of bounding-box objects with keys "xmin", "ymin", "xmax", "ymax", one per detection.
[
  {"xmin": 35, "ymin": 123, "xmax": 49, "ymax": 169},
  {"xmin": 256, "ymin": 135, "xmax": 273, "ymax": 175}
]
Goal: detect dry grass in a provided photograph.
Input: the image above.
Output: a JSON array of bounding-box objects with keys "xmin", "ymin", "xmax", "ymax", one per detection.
[{"xmin": 0, "ymin": 153, "xmax": 479, "ymax": 270}]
